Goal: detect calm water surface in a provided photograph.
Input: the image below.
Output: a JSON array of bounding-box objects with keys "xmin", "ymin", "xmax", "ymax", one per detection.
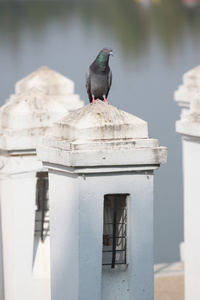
[{"xmin": 1, "ymin": 0, "xmax": 200, "ymax": 263}]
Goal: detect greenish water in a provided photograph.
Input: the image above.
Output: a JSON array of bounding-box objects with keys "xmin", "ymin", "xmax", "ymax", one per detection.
[{"xmin": 1, "ymin": 0, "xmax": 200, "ymax": 263}]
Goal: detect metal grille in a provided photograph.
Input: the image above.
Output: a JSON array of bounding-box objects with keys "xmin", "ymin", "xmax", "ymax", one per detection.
[
  {"xmin": 102, "ymin": 194, "xmax": 128, "ymax": 268},
  {"xmin": 35, "ymin": 172, "xmax": 49, "ymax": 242}
]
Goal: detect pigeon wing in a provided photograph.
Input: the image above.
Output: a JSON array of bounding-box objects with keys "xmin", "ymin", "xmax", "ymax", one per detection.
[
  {"xmin": 106, "ymin": 69, "xmax": 112, "ymax": 98},
  {"xmin": 85, "ymin": 67, "xmax": 92, "ymax": 103}
]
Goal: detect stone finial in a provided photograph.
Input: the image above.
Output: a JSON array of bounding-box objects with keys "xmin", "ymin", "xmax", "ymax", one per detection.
[
  {"xmin": 1, "ymin": 88, "xmax": 66, "ymax": 130},
  {"xmin": 53, "ymin": 100, "xmax": 148, "ymax": 141},
  {"xmin": 183, "ymin": 65, "xmax": 200, "ymax": 87},
  {"xmin": 174, "ymin": 65, "xmax": 200, "ymax": 114},
  {"xmin": 15, "ymin": 66, "xmax": 74, "ymax": 95},
  {"xmin": 0, "ymin": 88, "xmax": 67, "ymax": 150},
  {"xmin": 14, "ymin": 66, "xmax": 84, "ymax": 113},
  {"xmin": 38, "ymin": 100, "xmax": 167, "ymax": 168}
]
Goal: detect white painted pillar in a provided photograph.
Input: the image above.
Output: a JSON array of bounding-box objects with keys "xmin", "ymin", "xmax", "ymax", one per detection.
[
  {"xmin": 176, "ymin": 88, "xmax": 200, "ymax": 300},
  {"xmin": 38, "ymin": 100, "xmax": 167, "ymax": 300},
  {"xmin": 174, "ymin": 65, "xmax": 200, "ymax": 264},
  {"xmin": 0, "ymin": 88, "xmax": 67, "ymax": 300}
]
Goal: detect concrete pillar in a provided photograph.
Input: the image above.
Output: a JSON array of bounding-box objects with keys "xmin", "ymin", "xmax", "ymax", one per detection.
[
  {"xmin": 0, "ymin": 88, "xmax": 67, "ymax": 300},
  {"xmin": 174, "ymin": 65, "xmax": 200, "ymax": 264},
  {"xmin": 38, "ymin": 100, "xmax": 167, "ymax": 300},
  {"xmin": 176, "ymin": 86, "xmax": 200, "ymax": 300}
]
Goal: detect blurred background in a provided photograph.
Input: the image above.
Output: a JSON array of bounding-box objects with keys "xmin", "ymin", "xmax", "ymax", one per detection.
[{"xmin": 1, "ymin": 0, "xmax": 200, "ymax": 264}]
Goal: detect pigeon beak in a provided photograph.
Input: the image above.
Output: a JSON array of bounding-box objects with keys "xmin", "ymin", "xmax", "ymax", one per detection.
[{"xmin": 109, "ymin": 51, "xmax": 114, "ymax": 57}]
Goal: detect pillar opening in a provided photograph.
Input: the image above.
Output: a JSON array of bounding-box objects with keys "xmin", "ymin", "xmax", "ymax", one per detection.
[
  {"xmin": 102, "ymin": 194, "xmax": 128, "ymax": 268},
  {"xmin": 35, "ymin": 172, "xmax": 49, "ymax": 241}
]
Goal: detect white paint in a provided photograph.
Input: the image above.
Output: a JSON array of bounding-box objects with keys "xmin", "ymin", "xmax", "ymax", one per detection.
[
  {"xmin": 15, "ymin": 66, "xmax": 75, "ymax": 95},
  {"xmin": 0, "ymin": 154, "xmax": 50, "ymax": 300},
  {"xmin": 38, "ymin": 143, "xmax": 167, "ymax": 168},
  {"xmin": 182, "ymin": 137, "xmax": 200, "ymax": 300},
  {"xmin": 48, "ymin": 170, "xmax": 79, "ymax": 300},
  {"xmin": 0, "ymin": 190, "xmax": 4, "ymax": 300},
  {"xmin": 176, "ymin": 70, "xmax": 200, "ymax": 299},
  {"xmin": 46, "ymin": 166, "xmax": 155, "ymax": 300},
  {"xmin": 38, "ymin": 101, "xmax": 167, "ymax": 168},
  {"xmin": 0, "ymin": 88, "xmax": 67, "ymax": 151},
  {"xmin": 0, "ymin": 88, "xmax": 66, "ymax": 130},
  {"xmin": 38, "ymin": 101, "xmax": 167, "ymax": 300},
  {"xmin": 15, "ymin": 66, "xmax": 84, "ymax": 112},
  {"xmin": 180, "ymin": 242, "xmax": 185, "ymax": 263},
  {"xmin": 53, "ymin": 100, "xmax": 148, "ymax": 140},
  {"xmin": 0, "ymin": 75, "xmax": 83, "ymax": 300},
  {"xmin": 174, "ymin": 65, "xmax": 200, "ymax": 116}
]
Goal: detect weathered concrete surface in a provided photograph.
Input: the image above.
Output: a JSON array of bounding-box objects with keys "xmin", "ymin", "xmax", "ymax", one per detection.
[
  {"xmin": 0, "ymin": 88, "xmax": 66, "ymax": 130},
  {"xmin": 0, "ymin": 67, "xmax": 83, "ymax": 300},
  {"xmin": 0, "ymin": 88, "xmax": 67, "ymax": 150},
  {"xmin": 38, "ymin": 100, "xmax": 167, "ymax": 168},
  {"xmin": 53, "ymin": 100, "xmax": 148, "ymax": 140},
  {"xmin": 14, "ymin": 66, "xmax": 84, "ymax": 112},
  {"xmin": 0, "ymin": 86, "xmax": 66, "ymax": 300},
  {"xmin": 38, "ymin": 99, "xmax": 167, "ymax": 300},
  {"xmin": 15, "ymin": 66, "xmax": 74, "ymax": 95},
  {"xmin": 176, "ymin": 89, "xmax": 200, "ymax": 137},
  {"xmin": 174, "ymin": 65, "xmax": 200, "ymax": 115}
]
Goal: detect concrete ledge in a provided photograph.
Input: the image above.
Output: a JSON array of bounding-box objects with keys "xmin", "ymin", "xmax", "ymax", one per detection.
[
  {"xmin": 37, "ymin": 144, "xmax": 167, "ymax": 168},
  {"xmin": 154, "ymin": 262, "xmax": 184, "ymax": 277}
]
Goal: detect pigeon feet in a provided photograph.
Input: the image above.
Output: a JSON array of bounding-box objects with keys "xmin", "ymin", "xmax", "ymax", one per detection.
[
  {"xmin": 91, "ymin": 96, "xmax": 98, "ymax": 104},
  {"xmin": 91, "ymin": 96, "xmax": 109, "ymax": 104},
  {"xmin": 103, "ymin": 96, "xmax": 109, "ymax": 104}
]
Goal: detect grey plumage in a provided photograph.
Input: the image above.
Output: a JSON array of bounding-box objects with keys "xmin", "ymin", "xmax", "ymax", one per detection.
[{"xmin": 85, "ymin": 48, "xmax": 113, "ymax": 103}]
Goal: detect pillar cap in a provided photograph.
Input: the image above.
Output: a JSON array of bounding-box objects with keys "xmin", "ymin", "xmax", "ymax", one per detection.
[
  {"xmin": 53, "ymin": 100, "xmax": 148, "ymax": 141},
  {"xmin": 0, "ymin": 88, "xmax": 67, "ymax": 151},
  {"xmin": 15, "ymin": 66, "xmax": 74, "ymax": 95},
  {"xmin": 38, "ymin": 101, "xmax": 167, "ymax": 169},
  {"xmin": 183, "ymin": 65, "xmax": 200, "ymax": 87},
  {"xmin": 174, "ymin": 65, "xmax": 200, "ymax": 113},
  {"xmin": 14, "ymin": 66, "xmax": 84, "ymax": 113}
]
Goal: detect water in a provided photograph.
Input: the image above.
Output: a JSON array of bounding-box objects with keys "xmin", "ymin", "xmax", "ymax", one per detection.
[{"xmin": 1, "ymin": 0, "xmax": 200, "ymax": 263}]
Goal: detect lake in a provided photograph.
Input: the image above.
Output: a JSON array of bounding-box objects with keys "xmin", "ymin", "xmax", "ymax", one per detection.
[{"xmin": 1, "ymin": 0, "xmax": 200, "ymax": 263}]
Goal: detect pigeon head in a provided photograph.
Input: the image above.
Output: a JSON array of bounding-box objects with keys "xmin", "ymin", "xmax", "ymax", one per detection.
[
  {"xmin": 96, "ymin": 48, "xmax": 113, "ymax": 67},
  {"xmin": 100, "ymin": 48, "xmax": 114, "ymax": 57}
]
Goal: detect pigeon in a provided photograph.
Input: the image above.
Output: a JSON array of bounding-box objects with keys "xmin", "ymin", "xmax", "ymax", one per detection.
[{"xmin": 85, "ymin": 47, "xmax": 113, "ymax": 104}]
